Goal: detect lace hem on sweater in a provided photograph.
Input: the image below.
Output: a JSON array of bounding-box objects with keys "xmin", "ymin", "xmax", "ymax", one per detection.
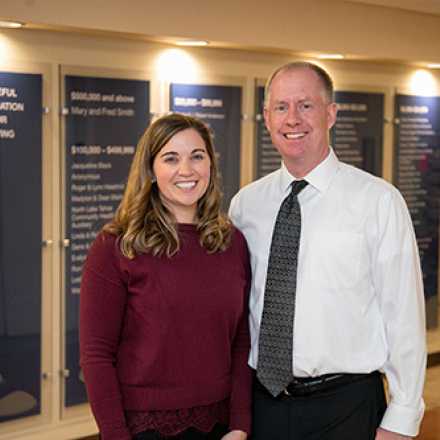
[{"xmin": 126, "ymin": 399, "xmax": 229, "ymax": 437}]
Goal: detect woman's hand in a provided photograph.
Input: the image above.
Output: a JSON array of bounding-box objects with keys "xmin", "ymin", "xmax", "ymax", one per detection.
[{"xmin": 221, "ymin": 429, "xmax": 247, "ymax": 440}]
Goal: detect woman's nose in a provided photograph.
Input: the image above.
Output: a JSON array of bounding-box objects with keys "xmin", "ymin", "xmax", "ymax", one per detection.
[{"xmin": 178, "ymin": 159, "xmax": 193, "ymax": 175}]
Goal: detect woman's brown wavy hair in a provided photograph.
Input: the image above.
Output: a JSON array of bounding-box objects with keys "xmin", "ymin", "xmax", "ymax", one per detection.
[{"xmin": 104, "ymin": 113, "xmax": 232, "ymax": 258}]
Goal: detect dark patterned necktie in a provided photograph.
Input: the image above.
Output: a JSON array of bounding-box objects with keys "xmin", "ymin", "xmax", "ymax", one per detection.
[{"xmin": 257, "ymin": 179, "xmax": 308, "ymax": 396}]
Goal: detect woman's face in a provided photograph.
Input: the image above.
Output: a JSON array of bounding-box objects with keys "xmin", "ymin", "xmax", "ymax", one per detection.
[{"xmin": 152, "ymin": 128, "xmax": 211, "ymax": 223}]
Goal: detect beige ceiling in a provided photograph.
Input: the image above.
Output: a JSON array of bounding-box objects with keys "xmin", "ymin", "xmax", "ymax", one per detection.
[
  {"xmin": 3, "ymin": 0, "xmax": 440, "ymax": 65},
  {"xmin": 346, "ymin": 0, "xmax": 440, "ymax": 16}
]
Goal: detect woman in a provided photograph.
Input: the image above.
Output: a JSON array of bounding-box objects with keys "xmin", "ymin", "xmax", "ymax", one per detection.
[{"xmin": 79, "ymin": 113, "xmax": 251, "ymax": 440}]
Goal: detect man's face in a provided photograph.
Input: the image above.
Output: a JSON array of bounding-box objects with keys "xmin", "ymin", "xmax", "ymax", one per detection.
[{"xmin": 264, "ymin": 68, "xmax": 337, "ymax": 176}]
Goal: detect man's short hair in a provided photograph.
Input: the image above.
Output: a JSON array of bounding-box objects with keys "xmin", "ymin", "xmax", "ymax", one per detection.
[{"xmin": 264, "ymin": 61, "xmax": 334, "ymax": 107}]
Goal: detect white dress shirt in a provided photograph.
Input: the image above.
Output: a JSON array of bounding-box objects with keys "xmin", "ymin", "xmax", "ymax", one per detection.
[{"xmin": 229, "ymin": 148, "xmax": 426, "ymax": 436}]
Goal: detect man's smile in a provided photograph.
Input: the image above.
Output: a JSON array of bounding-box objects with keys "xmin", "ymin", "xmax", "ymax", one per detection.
[{"xmin": 283, "ymin": 132, "xmax": 307, "ymax": 140}]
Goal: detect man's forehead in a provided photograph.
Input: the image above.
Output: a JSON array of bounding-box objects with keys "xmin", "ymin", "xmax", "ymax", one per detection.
[
  {"xmin": 274, "ymin": 67, "xmax": 318, "ymax": 81},
  {"xmin": 269, "ymin": 72, "xmax": 325, "ymax": 100},
  {"xmin": 269, "ymin": 84, "xmax": 319, "ymax": 100},
  {"xmin": 271, "ymin": 96, "xmax": 312, "ymax": 103}
]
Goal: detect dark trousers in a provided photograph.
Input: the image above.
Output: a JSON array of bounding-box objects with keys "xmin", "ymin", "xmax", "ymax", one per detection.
[
  {"xmin": 252, "ymin": 373, "xmax": 386, "ymax": 440},
  {"xmin": 132, "ymin": 424, "xmax": 229, "ymax": 439}
]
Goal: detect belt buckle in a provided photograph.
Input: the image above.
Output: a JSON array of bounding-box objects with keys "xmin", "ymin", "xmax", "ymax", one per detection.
[{"xmin": 283, "ymin": 378, "xmax": 302, "ymax": 396}]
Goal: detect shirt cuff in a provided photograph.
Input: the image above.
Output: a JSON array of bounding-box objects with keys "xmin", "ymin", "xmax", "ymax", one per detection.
[{"xmin": 380, "ymin": 400, "xmax": 425, "ymax": 437}]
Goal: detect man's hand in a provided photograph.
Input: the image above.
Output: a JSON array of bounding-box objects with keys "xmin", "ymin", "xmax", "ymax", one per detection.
[
  {"xmin": 375, "ymin": 427, "xmax": 412, "ymax": 439},
  {"xmin": 221, "ymin": 429, "xmax": 247, "ymax": 440}
]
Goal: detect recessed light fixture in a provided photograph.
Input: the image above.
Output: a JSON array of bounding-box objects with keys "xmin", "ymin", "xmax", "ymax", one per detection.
[
  {"xmin": 175, "ymin": 40, "xmax": 209, "ymax": 47},
  {"xmin": 0, "ymin": 20, "xmax": 24, "ymax": 29},
  {"xmin": 409, "ymin": 70, "xmax": 438, "ymax": 96},
  {"xmin": 316, "ymin": 53, "xmax": 344, "ymax": 60},
  {"xmin": 427, "ymin": 63, "xmax": 440, "ymax": 69}
]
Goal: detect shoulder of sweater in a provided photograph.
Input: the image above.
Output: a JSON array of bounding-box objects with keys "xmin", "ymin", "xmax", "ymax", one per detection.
[
  {"xmin": 228, "ymin": 225, "xmax": 250, "ymax": 260},
  {"xmin": 90, "ymin": 230, "xmax": 119, "ymax": 255},
  {"xmin": 229, "ymin": 224, "xmax": 246, "ymax": 246},
  {"xmin": 85, "ymin": 230, "xmax": 123, "ymax": 272}
]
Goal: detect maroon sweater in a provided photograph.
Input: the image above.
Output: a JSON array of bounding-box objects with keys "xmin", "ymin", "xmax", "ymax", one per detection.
[{"xmin": 79, "ymin": 225, "xmax": 252, "ymax": 439}]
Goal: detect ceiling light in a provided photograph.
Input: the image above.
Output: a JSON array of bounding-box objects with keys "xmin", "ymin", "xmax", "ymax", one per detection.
[
  {"xmin": 156, "ymin": 49, "xmax": 199, "ymax": 82},
  {"xmin": 0, "ymin": 20, "xmax": 24, "ymax": 29},
  {"xmin": 409, "ymin": 70, "xmax": 438, "ymax": 96},
  {"xmin": 316, "ymin": 53, "xmax": 344, "ymax": 60},
  {"xmin": 175, "ymin": 40, "xmax": 209, "ymax": 47},
  {"xmin": 427, "ymin": 63, "xmax": 440, "ymax": 69}
]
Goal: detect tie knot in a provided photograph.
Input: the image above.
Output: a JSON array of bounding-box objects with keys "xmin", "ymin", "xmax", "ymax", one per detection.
[{"xmin": 291, "ymin": 180, "xmax": 308, "ymax": 196}]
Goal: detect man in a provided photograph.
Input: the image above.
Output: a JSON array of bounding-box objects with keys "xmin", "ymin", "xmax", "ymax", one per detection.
[{"xmin": 229, "ymin": 62, "xmax": 426, "ymax": 439}]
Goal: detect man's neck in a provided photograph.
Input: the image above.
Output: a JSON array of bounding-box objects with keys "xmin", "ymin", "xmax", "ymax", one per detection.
[{"xmin": 284, "ymin": 147, "xmax": 330, "ymax": 178}]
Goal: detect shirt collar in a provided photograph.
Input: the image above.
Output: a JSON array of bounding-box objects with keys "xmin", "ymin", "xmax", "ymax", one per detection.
[{"xmin": 278, "ymin": 147, "xmax": 340, "ymax": 194}]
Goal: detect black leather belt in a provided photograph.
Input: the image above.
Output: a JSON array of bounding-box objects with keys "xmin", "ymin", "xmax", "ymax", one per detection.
[{"xmin": 256, "ymin": 371, "xmax": 380, "ymax": 397}]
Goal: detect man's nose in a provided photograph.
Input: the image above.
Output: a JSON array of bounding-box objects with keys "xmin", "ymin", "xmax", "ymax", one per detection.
[{"xmin": 285, "ymin": 106, "xmax": 300, "ymax": 124}]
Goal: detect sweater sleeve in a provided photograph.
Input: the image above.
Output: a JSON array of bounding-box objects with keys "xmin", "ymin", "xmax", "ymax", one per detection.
[
  {"xmin": 79, "ymin": 233, "xmax": 131, "ymax": 440},
  {"xmin": 228, "ymin": 230, "xmax": 253, "ymax": 435}
]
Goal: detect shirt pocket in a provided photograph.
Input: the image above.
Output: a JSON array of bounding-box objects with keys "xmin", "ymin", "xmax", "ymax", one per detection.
[{"xmin": 307, "ymin": 231, "xmax": 364, "ymax": 291}]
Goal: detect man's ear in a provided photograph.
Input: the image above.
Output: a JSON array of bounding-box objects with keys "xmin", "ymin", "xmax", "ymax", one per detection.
[
  {"xmin": 327, "ymin": 102, "xmax": 338, "ymax": 130},
  {"xmin": 263, "ymin": 107, "xmax": 271, "ymax": 133}
]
